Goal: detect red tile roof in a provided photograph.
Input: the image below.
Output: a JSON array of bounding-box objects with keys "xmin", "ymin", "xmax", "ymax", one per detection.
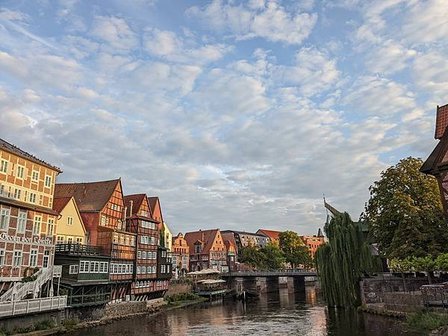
[
  {"xmin": 54, "ymin": 179, "xmax": 120, "ymax": 212},
  {"xmin": 52, "ymin": 197, "xmax": 72, "ymax": 214},
  {"xmin": 124, "ymin": 194, "xmax": 146, "ymax": 216},
  {"xmin": 435, "ymin": 104, "xmax": 448, "ymax": 139},
  {"xmin": 256, "ymin": 229, "xmax": 281, "ymax": 241},
  {"xmin": 184, "ymin": 229, "xmax": 220, "ymax": 255},
  {"xmin": 0, "ymin": 138, "xmax": 62, "ymax": 173}
]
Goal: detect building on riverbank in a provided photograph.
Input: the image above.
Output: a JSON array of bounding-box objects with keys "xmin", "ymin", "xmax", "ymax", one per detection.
[
  {"xmin": 53, "ymin": 196, "xmax": 87, "ymax": 245},
  {"xmin": 221, "ymin": 230, "xmax": 270, "ymax": 255},
  {"xmin": 124, "ymin": 194, "xmax": 167, "ymax": 300},
  {"xmin": 184, "ymin": 229, "xmax": 228, "ymax": 272},
  {"xmin": 0, "ymin": 138, "xmax": 62, "ymax": 297},
  {"xmin": 54, "ymin": 179, "xmax": 136, "ymax": 301},
  {"xmin": 171, "ymin": 233, "xmax": 189, "ymax": 278},
  {"xmin": 300, "ymin": 229, "xmax": 325, "ymax": 259}
]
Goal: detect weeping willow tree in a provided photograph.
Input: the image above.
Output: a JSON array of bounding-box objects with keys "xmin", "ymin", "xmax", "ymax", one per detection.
[{"xmin": 315, "ymin": 212, "xmax": 373, "ymax": 307}]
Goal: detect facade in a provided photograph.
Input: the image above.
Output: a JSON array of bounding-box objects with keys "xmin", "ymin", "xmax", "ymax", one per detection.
[
  {"xmin": 54, "ymin": 179, "xmax": 136, "ymax": 301},
  {"xmin": 53, "ymin": 197, "xmax": 87, "ymax": 245},
  {"xmin": 184, "ymin": 229, "xmax": 228, "ymax": 272},
  {"xmin": 148, "ymin": 197, "xmax": 172, "ymax": 251},
  {"xmin": 221, "ymin": 230, "xmax": 270, "ymax": 254},
  {"xmin": 256, "ymin": 229, "xmax": 281, "ymax": 245},
  {"xmin": 0, "ymin": 139, "xmax": 61, "ymax": 291},
  {"xmin": 171, "ymin": 233, "xmax": 189, "ymax": 278},
  {"xmin": 124, "ymin": 194, "xmax": 164, "ymax": 300},
  {"xmin": 54, "ymin": 243, "xmax": 111, "ymax": 306},
  {"xmin": 422, "ymin": 104, "xmax": 448, "ymax": 216},
  {"xmin": 300, "ymin": 231, "xmax": 325, "ymax": 259}
]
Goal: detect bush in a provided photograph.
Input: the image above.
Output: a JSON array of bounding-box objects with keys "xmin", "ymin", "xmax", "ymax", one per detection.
[
  {"xmin": 33, "ymin": 319, "xmax": 55, "ymax": 330},
  {"xmin": 406, "ymin": 311, "xmax": 448, "ymax": 334},
  {"xmin": 165, "ymin": 292, "xmax": 200, "ymax": 303},
  {"xmin": 62, "ymin": 318, "xmax": 78, "ymax": 331}
]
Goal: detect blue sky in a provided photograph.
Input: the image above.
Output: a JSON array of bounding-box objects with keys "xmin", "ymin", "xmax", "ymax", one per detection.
[{"xmin": 0, "ymin": 0, "xmax": 447, "ymax": 235}]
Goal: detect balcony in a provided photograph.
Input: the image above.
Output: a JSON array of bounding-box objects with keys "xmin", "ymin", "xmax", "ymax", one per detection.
[
  {"xmin": 0, "ymin": 296, "xmax": 67, "ymax": 318},
  {"xmin": 55, "ymin": 243, "xmax": 103, "ymax": 256}
]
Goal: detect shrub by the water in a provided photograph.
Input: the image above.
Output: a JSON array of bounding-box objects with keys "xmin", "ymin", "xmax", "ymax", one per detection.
[{"xmin": 406, "ymin": 311, "xmax": 448, "ymax": 334}]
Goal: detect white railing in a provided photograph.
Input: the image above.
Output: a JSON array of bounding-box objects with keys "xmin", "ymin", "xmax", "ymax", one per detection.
[
  {"xmin": 0, "ymin": 296, "xmax": 67, "ymax": 318},
  {"xmin": 0, "ymin": 266, "xmax": 62, "ymax": 302}
]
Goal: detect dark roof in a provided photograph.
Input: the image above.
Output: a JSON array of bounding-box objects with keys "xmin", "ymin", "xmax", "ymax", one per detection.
[
  {"xmin": 323, "ymin": 198, "xmax": 341, "ymax": 216},
  {"xmin": 435, "ymin": 104, "xmax": 448, "ymax": 139},
  {"xmin": 52, "ymin": 197, "xmax": 72, "ymax": 214},
  {"xmin": 184, "ymin": 229, "xmax": 220, "ymax": 255},
  {"xmin": 54, "ymin": 179, "xmax": 120, "ymax": 212},
  {"xmin": 221, "ymin": 230, "xmax": 267, "ymax": 238},
  {"xmin": 124, "ymin": 194, "xmax": 146, "ymax": 216},
  {"xmin": 0, "ymin": 138, "xmax": 62, "ymax": 173}
]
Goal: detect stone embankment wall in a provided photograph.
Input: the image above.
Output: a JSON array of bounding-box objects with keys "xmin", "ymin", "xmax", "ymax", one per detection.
[
  {"xmin": 165, "ymin": 281, "xmax": 193, "ymax": 297},
  {"xmin": 361, "ymin": 276, "xmax": 429, "ymax": 304},
  {"xmin": 383, "ymin": 292, "xmax": 423, "ymax": 312}
]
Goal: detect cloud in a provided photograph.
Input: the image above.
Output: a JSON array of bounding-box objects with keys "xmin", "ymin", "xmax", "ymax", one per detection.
[
  {"xmin": 186, "ymin": 0, "xmax": 317, "ymax": 44},
  {"xmin": 90, "ymin": 16, "xmax": 138, "ymax": 52}
]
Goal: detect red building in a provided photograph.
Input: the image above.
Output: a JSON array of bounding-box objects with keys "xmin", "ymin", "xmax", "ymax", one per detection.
[
  {"xmin": 184, "ymin": 229, "xmax": 228, "ymax": 272},
  {"xmin": 124, "ymin": 194, "xmax": 166, "ymax": 300},
  {"xmin": 54, "ymin": 179, "xmax": 135, "ymax": 301}
]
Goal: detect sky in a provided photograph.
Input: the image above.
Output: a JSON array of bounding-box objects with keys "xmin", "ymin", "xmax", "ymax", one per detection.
[{"xmin": 0, "ymin": 0, "xmax": 447, "ymax": 236}]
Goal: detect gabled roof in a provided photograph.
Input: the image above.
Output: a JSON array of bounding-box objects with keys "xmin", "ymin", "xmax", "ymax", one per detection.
[
  {"xmin": 221, "ymin": 230, "xmax": 267, "ymax": 238},
  {"xmin": 421, "ymin": 127, "xmax": 448, "ymax": 175},
  {"xmin": 184, "ymin": 229, "xmax": 220, "ymax": 255},
  {"xmin": 0, "ymin": 138, "xmax": 62, "ymax": 173},
  {"xmin": 256, "ymin": 229, "xmax": 281, "ymax": 241},
  {"xmin": 52, "ymin": 197, "xmax": 72, "ymax": 214},
  {"xmin": 435, "ymin": 104, "xmax": 448, "ymax": 139},
  {"xmin": 124, "ymin": 194, "xmax": 146, "ymax": 216},
  {"xmin": 54, "ymin": 179, "xmax": 121, "ymax": 212}
]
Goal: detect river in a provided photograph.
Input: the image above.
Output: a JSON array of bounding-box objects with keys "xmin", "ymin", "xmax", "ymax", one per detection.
[{"xmin": 66, "ymin": 287, "xmax": 417, "ymax": 336}]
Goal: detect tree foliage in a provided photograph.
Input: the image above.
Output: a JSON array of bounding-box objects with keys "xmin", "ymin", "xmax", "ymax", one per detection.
[
  {"xmin": 279, "ymin": 231, "xmax": 312, "ymax": 268},
  {"xmin": 315, "ymin": 212, "xmax": 373, "ymax": 307},
  {"xmin": 363, "ymin": 157, "xmax": 448, "ymax": 259},
  {"xmin": 239, "ymin": 243, "xmax": 285, "ymax": 270}
]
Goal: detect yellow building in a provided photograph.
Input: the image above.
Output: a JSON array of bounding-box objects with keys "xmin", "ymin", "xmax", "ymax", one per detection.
[{"xmin": 53, "ymin": 197, "xmax": 87, "ymax": 245}]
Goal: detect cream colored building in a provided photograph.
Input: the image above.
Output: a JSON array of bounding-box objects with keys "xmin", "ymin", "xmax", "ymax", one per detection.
[
  {"xmin": 53, "ymin": 197, "xmax": 86, "ymax": 245},
  {"xmin": 163, "ymin": 222, "xmax": 173, "ymax": 251}
]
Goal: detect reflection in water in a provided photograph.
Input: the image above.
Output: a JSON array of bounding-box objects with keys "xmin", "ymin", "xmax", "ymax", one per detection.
[{"xmin": 67, "ymin": 286, "xmax": 416, "ymax": 336}]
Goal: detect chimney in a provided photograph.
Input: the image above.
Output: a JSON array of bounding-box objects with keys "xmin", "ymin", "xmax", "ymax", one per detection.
[
  {"xmin": 435, "ymin": 104, "xmax": 448, "ymax": 139},
  {"xmin": 129, "ymin": 200, "xmax": 133, "ymax": 217}
]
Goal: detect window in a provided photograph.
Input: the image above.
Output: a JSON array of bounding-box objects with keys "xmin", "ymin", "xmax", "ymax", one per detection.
[
  {"xmin": 80, "ymin": 261, "xmax": 89, "ymax": 273},
  {"xmin": 44, "ymin": 175, "xmax": 52, "ymax": 188},
  {"xmin": 67, "ymin": 217, "xmax": 73, "ymax": 225},
  {"xmin": 29, "ymin": 249, "xmax": 38, "ymax": 267},
  {"xmin": 101, "ymin": 215, "xmax": 107, "ymax": 226},
  {"xmin": 0, "ymin": 208, "xmax": 10, "ymax": 230},
  {"xmin": 67, "ymin": 237, "xmax": 73, "ymax": 244},
  {"xmin": 32, "ymin": 216, "xmax": 42, "ymax": 235},
  {"xmin": 137, "ymin": 266, "xmax": 141, "ymax": 274},
  {"xmin": 14, "ymin": 188, "xmax": 21, "ymax": 200},
  {"xmin": 69, "ymin": 265, "xmax": 79, "ymax": 274},
  {"xmin": 47, "ymin": 218, "xmax": 54, "ymax": 236},
  {"xmin": 137, "ymin": 251, "xmax": 141, "ymax": 259},
  {"xmin": 32, "ymin": 170, "xmax": 39, "ymax": 181},
  {"xmin": 29, "ymin": 193, "xmax": 36, "ymax": 203},
  {"xmin": 142, "ymin": 251, "xmax": 147, "ymax": 259},
  {"xmin": 13, "ymin": 251, "xmax": 22, "ymax": 266},
  {"xmin": 102, "ymin": 262, "xmax": 108, "ymax": 273},
  {"xmin": 90, "ymin": 261, "xmax": 95, "ymax": 272},
  {"xmin": 16, "ymin": 165, "xmax": 24, "ymax": 179},
  {"xmin": 0, "ymin": 160, "xmax": 8, "ymax": 173},
  {"xmin": 43, "ymin": 250, "xmax": 50, "ymax": 268},
  {"xmin": 142, "ymin": 266, "xmax": 146, "ymax": 274},
  {"xmin": 0, "ymin": 250, "xmax": 5, "ymax": 265},
  {"xmin": 76, "ymin": 237, "xmax": 83, "ymax": 244},
  {"xmin": 94, "ymin": 262, "xmax": 99, "ymax": 273},
  {"xmin": 56, "ymin": 236, "xmax": 64, "ymax": 244},
  {"xmin": 161, "ymin": 265, "xmax": 166, "ymax": 273}
]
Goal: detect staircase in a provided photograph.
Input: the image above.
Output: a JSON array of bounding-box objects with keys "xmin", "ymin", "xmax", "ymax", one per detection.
[{"xmin": 0, "ymin": 266, "xmax": 62, "ymax": 302}]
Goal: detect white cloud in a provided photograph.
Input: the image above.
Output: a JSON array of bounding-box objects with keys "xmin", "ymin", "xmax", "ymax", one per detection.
[
  {"xmin": 187, "ymin": 0, "xmax": 317, "ymax": 45},
  {"xmin": 91, "ymin": 16, "xmax": 138, "ymax": 52}
]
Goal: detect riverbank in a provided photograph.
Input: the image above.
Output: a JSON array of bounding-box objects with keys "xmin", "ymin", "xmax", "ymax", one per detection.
[
  {"xmin": 360, "ymin": 303, "xmax": 448, "ymax": 335},
  {"xmin": 0, "ymin": 297, "xmax": 208, "ymax": 336}
]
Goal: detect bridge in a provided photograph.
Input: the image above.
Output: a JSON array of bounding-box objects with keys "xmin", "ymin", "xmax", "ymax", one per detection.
[{"xmin": 221, "ymin": 270, "xmax": 318, "ymax": 297}]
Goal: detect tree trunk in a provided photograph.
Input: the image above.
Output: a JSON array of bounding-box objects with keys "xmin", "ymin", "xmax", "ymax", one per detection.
[{"xmin": 427, "ymin": 271, "xmax": 434, "ymax": 284}]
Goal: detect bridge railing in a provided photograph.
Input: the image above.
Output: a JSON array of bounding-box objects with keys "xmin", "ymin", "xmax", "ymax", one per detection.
[{"xmin": 221, "ymin": 269, "xmax": 317, "ymax": 277}]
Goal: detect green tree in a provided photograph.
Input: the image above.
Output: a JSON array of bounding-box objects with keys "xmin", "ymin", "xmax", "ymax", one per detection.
[
  {"xmin": 260, "ymin": 243, "xmax": 285, "ymax": 270},
  {"xmin": 389, "ymin": 257, "xmax": 413, "ymax": 291},
  {"xmin": 239, "ymin": 244, "xmax": 285, "ymax": 270},
  {"xmin": 435, "ymin": 253, "xmax": 448, "ymax": 271},
  {"xmin": 315, "ymin": 212, "xmax": 373, "ymax": 307},
  {"xmin": 279, "ymin": 231, "xmax": 311, "ymax": 268},
  {"xmin": 363, "ymin": 157, "xmax": 448, "ymax": 259}
]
